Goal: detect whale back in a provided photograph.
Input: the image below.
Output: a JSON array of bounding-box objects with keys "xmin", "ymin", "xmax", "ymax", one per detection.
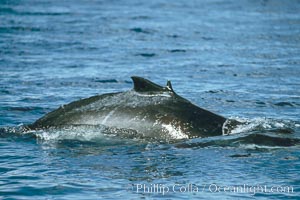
[{"xmin": 28, "ymin": 76, "xmax": 228, "ymax": 139}]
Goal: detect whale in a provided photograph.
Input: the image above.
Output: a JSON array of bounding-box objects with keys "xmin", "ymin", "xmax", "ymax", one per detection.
[{"xmin": 27, "ymin": 76, "xmax": 237, "ymax": 140}]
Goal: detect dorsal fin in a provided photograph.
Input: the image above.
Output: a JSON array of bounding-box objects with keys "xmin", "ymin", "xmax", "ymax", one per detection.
[{"xmin": 131, "ymin": 76, "xmax": 166, "ymax": 92}]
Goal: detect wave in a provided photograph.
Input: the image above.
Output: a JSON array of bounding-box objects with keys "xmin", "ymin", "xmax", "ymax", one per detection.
[
  {"xmin": 223, "ymin": 117, "xmax": 296, "ymax": 135},
  {"xmin": 0, "ymin": 118, "xmax": 299, "ymax": 149},
  {"xmin": 176, "ymin": 132, "xmax": 300, "ymax": 150}
]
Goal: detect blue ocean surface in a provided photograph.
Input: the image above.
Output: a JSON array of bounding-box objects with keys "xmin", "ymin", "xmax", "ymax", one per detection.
[{"xmin": 1, "ymin": 0, "xmax": 300, "ymax": 199}]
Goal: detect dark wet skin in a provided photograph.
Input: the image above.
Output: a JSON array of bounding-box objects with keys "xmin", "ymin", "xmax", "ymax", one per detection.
[{"xmin": 28, "ymin": 76, "xmax": 231, "ymax": 139}]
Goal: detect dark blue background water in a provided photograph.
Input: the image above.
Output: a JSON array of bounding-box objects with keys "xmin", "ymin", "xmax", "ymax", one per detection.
[{"xmin": 1, "ymin": 0, "xmax": 300, "ymax": 199}]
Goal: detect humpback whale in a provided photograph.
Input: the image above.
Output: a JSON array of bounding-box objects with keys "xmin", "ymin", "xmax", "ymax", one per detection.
[{"xmin": 28, "ymin": 77, "xmax": 236, "ymax": 140}]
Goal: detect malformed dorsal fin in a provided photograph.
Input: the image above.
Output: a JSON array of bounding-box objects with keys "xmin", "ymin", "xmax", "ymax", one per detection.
[
  {"xmin": 166, "ymin": 80, "xmax": 173, "ymax": 91},
  {"xmin": 131, "ymin": 76, "xmax": 172, "ymax": 93}
]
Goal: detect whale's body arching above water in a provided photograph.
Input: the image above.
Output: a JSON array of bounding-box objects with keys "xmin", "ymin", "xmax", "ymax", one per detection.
[{"xmin": 28, "ymin": 77, "xmax": 236, "ymax": 139}]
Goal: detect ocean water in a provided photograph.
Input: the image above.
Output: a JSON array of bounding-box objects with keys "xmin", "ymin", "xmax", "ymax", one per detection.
[{"xmin": 1, "ymin": 0, "xmax": 300, "ymax": 199}]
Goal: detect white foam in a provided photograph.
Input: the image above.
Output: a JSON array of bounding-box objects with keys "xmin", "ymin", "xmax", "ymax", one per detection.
[
  {"xmin": 222, "ymin": 119, "xmax": 230, "ymax": 135},
  {"xmin": 222, "ymin": 117, "xmax": 296, "ymax": 135},
  {"xmin": 32, "ymin": 125, "xmax": 107, "ymax": 141},
  {"xmin": 162, "ymin": 124, "xmax": 189, "ymax": 139}
]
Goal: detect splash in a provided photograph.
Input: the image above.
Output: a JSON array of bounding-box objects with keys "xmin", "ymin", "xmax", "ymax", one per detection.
[
  {"xmin": 222, "ymin": 117, "xmax": 296, "ymax": 135},
  {"xmin": 161, "ymin": 124, "xmax": 189, "ymax": 140},
  {"xmin": 1, "ymin": 117, "xmax": 298, "ymax": 147},
  {"xmin": 20, "ymin": 125, "xmax": 109, "ymax": 142}
]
